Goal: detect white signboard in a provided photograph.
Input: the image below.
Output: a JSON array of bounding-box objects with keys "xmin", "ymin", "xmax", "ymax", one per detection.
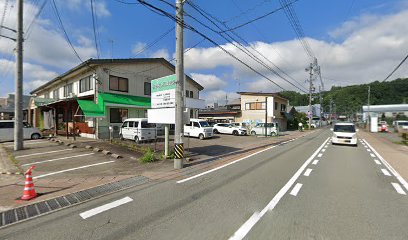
[
  {"xmin": 148, "ymin": 108, "xmax": 189, "ymax": 124},
  {"xmin": 267, "ymin": 97, "xmax": 274, "ymax": 117},
  {"xmin": 151, "ymin": 75, "xmax": 176, "ymax": 109}
]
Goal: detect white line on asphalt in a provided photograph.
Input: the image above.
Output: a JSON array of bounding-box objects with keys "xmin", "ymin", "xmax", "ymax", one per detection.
[
  {"xmin": 228, "ymin": 137, "xmax": 330, "ymax": 240},
  {"xmin": 312, "ymin": 160, "xmax": 319, "ymax": 165},
  {"xmin": 370, "ymin": 153, "xmax": 375, "ymax": 158},
  {"xmin": 304, "ymin": 168, "xmax": 313, "ymax": 176},
  {"xmin": 321, "ymin": 149, "xmax": 326, "ymax": 152},
  {"xmin": 80, "ymin": 197, "xmax": 133, "ymax": 219},
  {"xmin": 391, "ymin": 183, "xmax": 406, "ymax": 195},
  {"xmin": 290, "ymin": 183, "xmax": 303, "ymax": 196},
  {"xmin": 363, "ymin": 139, "xmax": 408, "ymax": 192},
  {"xmin": 381, "ymin": 169, "xmax": 391, "ymax": 176},
  {"xmin": 33, "ymin": 161, "xmax": 115, "ymax": 179},
  {"xmin": 317, "ymin": 153, "xmax": 323, "ymax": 158},
  {"xmin": 16, "ymin": 149, "xmax": 73, "ymax": 158},
  {"xmin": 4, "ymin": 141, "xmax": 49, "ymax": 146},
  {"xmin": 177, "ymin": 138, "xmax": 299, "ymax": 184},
  {"xmin": 367, "ymin": 149, "xmax": 372, "ymax": 152},
  {"xmin": 21, "ymin": 153, "xmax": 95, "ymax": 166},
  {"xmin": 374, "ymin": 160, "xmax": 381, "ymax": 165}
]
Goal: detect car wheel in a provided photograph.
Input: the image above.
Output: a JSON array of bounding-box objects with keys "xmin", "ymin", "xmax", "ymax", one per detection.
[
  {"xmin": 251, "ymin": 131, "xmax": 256, "ymax": 136},
  {"xmin": 31, "ymin": 133, "xmax": 41, "ymax": 140},
  {"xmin": 233, "ymin": 130, "xmax": 238, "ymax": 136},
  {"xmin": 213, "ymin": 129, "xmax": 218, "ymax": 134},
  {"xmin": 199, "ymin": 134, "xmax": 204, "ymax": 140},
  {"xmin": 134, "ymin": 136, "xmax": 140, "ymax": 144},
  {"xmin": 271, "ymin": 132, "xmax": 277, "ymax": 137}
]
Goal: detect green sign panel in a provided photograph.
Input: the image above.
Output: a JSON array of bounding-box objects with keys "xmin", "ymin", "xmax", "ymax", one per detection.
[{"xmin": 151, "ymin": 74, "xmax": 177, "ymax": 93}]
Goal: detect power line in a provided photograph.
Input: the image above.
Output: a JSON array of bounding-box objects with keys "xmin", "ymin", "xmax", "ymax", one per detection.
[
  {"xmin": 133, "ymin": 26, "xmax": 175, "ymax": 56},
  {"xmin": 25, "ymin": 0, "xmax": 47, "ymax": 40},
  {"xmin": 186, "ymin": 1, "xmax": 308, "ymax": 93},
  {"xmin": 383, "ymin": 52, "xmax": 408, "ymax": 82},
  {"xmin": 90, "ymin": 0, "xmax": 100, "ymax": 58}
]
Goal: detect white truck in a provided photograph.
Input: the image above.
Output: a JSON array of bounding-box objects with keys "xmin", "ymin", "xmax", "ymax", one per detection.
[{"xmin": 184, "ymin": 119, "xmax": 213, "ymax": 140}]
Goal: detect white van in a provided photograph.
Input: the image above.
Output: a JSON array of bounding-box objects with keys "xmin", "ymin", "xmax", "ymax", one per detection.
[
  {"xmin": 119, "ymin": 118, "xmax": 156, "ymax": 143},
  {"xmin": 0, "ymin": 120, "xmax": 42, "ymax": 142},
  {"xmin": 331, "ymin": 122, "xmax": 358, "ymax": 146},
  {"xmin": 184, "ymin": 119, "xmax": 213, "ymax": 140}
]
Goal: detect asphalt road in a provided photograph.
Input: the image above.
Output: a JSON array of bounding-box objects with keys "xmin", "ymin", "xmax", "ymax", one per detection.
[{"xmin": 1, "ymin": 129, "xmax": 407, "ymax": 240}]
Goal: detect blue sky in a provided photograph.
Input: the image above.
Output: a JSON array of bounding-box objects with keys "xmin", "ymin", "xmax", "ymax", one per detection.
[{"xmin": 0, "ymin": 0, "xmax": 407, "ymax": 104}]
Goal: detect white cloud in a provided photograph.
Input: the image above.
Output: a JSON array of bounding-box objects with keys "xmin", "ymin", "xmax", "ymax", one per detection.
[
  {"xmin": 184, "ymin": 7, "xmax": 408, "ymax": 92},
  {"xmin": 131, "ymin": 42, "xmax": 147, "ymax": 55},
  {"xmin": 203, "ymin": 90, "xmax": 240, "ymax": 105},
  {"xmin": 150, "ymin": 48, "xmax": 170, "ymax": 60},
  {"xmin": 64, "ymin": 0, "xmax": 111, "ymax": 17},
  {"xmin": 190, "ymin": 73, "xmax": 227, "ymax": 91}
]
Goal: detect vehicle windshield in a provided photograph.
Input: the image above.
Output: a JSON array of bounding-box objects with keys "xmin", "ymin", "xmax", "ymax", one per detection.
[
  {"xmin": 199, "ymin": 121, "xmax": 210, "ymax": 127},
  {"xmin": 398, "ymin": 122, "xmax": 408, "ymax": 126},
  {"xmin": 334, "ymin": 124, "xmax": 356, "ymax": 133}
]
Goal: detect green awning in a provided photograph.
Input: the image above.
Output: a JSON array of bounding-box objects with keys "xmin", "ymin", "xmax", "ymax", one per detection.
[
  {"xmin": 77, "ymin": 100, "xmax": 105, "ymax": 117},
  {"xmin": 33, "ymin": 98, "xmax": 56, "ymax": 107},
  {"xmin": 98, "ymin": 92, "xmax": 151, "ymax": 108},
  {"xmin": 77, "ymin": 92, "xmax": 151, "ymax": 117}
]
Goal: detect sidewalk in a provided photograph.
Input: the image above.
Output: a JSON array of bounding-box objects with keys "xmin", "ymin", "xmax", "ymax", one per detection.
[{"xmin": 359, "ymin": 130, "xmax": 408, "ymax": 181}]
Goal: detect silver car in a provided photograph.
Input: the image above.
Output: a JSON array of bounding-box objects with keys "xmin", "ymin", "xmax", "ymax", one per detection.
[{"xmin": 0, "ymin": 120, "xmax": 42, "ymax": 142}]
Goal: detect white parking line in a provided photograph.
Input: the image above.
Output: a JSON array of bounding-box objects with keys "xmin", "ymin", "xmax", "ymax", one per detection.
[
  {"xmin": 33, "ymin": 161, "xmax": 115, "ymax": 179},
  {"xmin": 363, "ymin": 139, "xmax": 408, "ymax": 192},
  {"xmin": 370, "ymin": 153, "xmax": 375, "ymax": 158},
  {"xmin": 4, "ymin": 141, "xmax": 49, "ymax": 146},
  {"xmin": 290, "ymin": 183, "xmax": 303, "ymax": 196},
  {"xmin": 177, "ymin": 137, "xmax": 302, "ymax": 184},
  {"xmin": 381, "ymin": 169, "xmax": 391, "ymax": 176},
  {"xmin": 303, "ymin": 168, "xmax": 313, "ymax": 176},
  {"xmin": 374, "ymin": 160, "xmax": 381, "ymax": 165},
  {"xmin": 317, "ymin": 153, "xmax": 323, "ymax": 158},
  {"xmin": 16, "ymin": 149, "xmax": 73, "ymax": 158},
  {"xmin": 391, "ymin": 183, "xmax": 406, "ymax": 195},
  {"xmin": 21, "ymin": 153, "xmax": 95, "ymax": 166},
  {"xmin": 80, "ymin": 197, "xmax": 133, "ymax": 219},
  {"xmin": 228, "ymin": 137, "xmax": 330, "ymax": 240},
  {"xmin": 312, "ymin": 160, "xmax": 319, "ymax": 165}
]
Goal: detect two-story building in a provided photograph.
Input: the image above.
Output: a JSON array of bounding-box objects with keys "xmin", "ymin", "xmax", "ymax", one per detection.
[
  {"xmin": 236, "ymin": 92, "xmax": 289, "ymax": 131},
  {"xmin": 29, "ymin": 58, "xmax": 204, "ymax": 139}
]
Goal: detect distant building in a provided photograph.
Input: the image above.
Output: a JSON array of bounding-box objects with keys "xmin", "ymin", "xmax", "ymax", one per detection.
[
  {"xmin": 199, "ymin": 99, "xmax": 241, "ymax": 123},
  {"xmin": 0, "ymin": 94, "xmax": 31, "ymax": 120},
  {"xmin": 292, "ymin": 104, "xmax": 321, "ymax": 117}
]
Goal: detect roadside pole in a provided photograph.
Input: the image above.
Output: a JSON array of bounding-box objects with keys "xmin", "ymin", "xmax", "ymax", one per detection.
[
  {"xmin": 165, "ymin": 125, "xmax": 169, "ymax": 158},
  {"xmin": 14, "ymin": 0, "xmax": 24, "ymax": 151},
  {"xmin": 307, "ymin": 62, "xmax": 314, "ymax": 130},
  {"xmin": 174, "ymin": 0, "xmax": 185, "ymax": 169},
  {"xmin": 264, "ymin": 97, "xmax": 268, "ymax": 137},
  {"xmin": 367, "ymin": 86, "xmax": 371, "ymax": 131}
]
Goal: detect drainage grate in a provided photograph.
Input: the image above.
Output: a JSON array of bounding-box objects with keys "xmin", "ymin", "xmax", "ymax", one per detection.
[{"xmin": 0, "ymin": 176, "xmax": 149, "ymax": 228}]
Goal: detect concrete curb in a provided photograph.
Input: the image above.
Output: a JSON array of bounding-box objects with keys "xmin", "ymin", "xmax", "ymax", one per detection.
[
  {"xmin": 111, "ymin": 154, "xmax": 122, "ymax": 159},
  {"xmin": 102, "ymin": 150, "xmax": 111, "ymax": 155},
  {"xmin": 93, "ymin": 148, "xmax": 102, "ymax": 152}
]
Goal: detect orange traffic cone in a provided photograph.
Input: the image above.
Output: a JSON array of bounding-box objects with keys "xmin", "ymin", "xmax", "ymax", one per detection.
[{"xmin": 21, "ymin": 165, "xmax": 37, "ymax": 200}]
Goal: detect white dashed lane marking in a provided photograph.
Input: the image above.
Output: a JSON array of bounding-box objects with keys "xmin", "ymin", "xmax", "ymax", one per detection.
[
  {"xmin": 370, "ymin": 153, "xmax": 375, "ymax": 158},
  {"xmin": 312, "ymin": 160, "xmax": 319, "ymax": 165},
  {"xmin": 304, "ymin": 168, "xmax": 313, "ymax": 176},
  {"xmin": 381, "ymin": 169, "xmax": 391, "ymax": 176},
  {"xmin": 317, "ymin": 153, "xmax": 323, "ymax": 158},
  {"xmin": 391, "ymin": 183, "xmax": 407, "ymax": 195},
  {"xmin": 374, "ymin": 159, "xmax": 381, "ymax": 165},
  {"xmin": 290, "ymin": 183, "xmax": 303, "ymax": 196}
]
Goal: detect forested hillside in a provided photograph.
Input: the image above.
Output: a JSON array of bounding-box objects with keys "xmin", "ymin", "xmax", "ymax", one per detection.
[{"xmin": 279, "ymin": 78, "xmax": 408, "ymax": 114}]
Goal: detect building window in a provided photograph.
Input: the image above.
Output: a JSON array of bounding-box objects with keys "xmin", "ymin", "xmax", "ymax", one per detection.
[
  {"xmin": 80, "ymin": 76, "xmax": 93, "ymax": 93},
  {"xmin": 190, "ymin": 109, "xmax": 194, "ymax": 118},
  {"xmin": 144, "ymin": 82, "xmax": 151, "ymax": 96},
  {"xmin": 53, "ymin": 89, "xmax": 59, "ymax": 100},
  {"xmin": 190, "ymin": 91, "xmax": 193, "ymax": 98},
  {"xmin": 109, "ymin": 75, "xmax": 128, "ymax": 92},
  {"xmin": 185, "ymin": 90, "xmax": 189, "ymax": 98},
  {"xmin": 64, "ymin": 83, "xmax": 73, "ymax": 97},
  {"xmin": 245, "ymin": 102, "xmax": 265, "ymax": 110},
  {"xmin": 274, "ymin": 102, "xmax": 278, "ymax": 110},
  {"xmin": 110, "ymin": 108, "xmax": 128, "ymax": 123},
  {"xmin": 281, "ymin": 104, "xmax": 287, "ymax": 112},
  {"xmin": 185, "ymin": 90, "xmax": 194, "ymax": 98}
]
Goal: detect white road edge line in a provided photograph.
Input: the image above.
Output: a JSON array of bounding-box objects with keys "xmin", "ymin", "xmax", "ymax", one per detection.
[
  {"xmin": 16, "ymin": 149, "xmax": 73, "ymax": 158},
  {"xmin": 374, "ymin": 160, "xmax": 381, "ymax": 165},
  {"xmin": 290, "ymin": 183, "xmax": 303, "ymax": 196},
  {"xmin": 304, "ymin": 168, "xmax": 313, "ymax": 176},
  {"xmin": 312, "ymin": 160, "xmax": 319, "ymax": 165},
  {"xmin": 391, "ymin": 183, "xmax": 406, "ymax": 195},
  {"xmin": 381, "ymin": 169, "xmax": 391, "ymax": 176},
  {"xmin": 21, "ymin": 153, "xmax": 95, "ymax": 166},
  {"xmin": 363, "ymin": 139, "xmax": 408, "ymax": 192},
  {"xmin": 80, "ymin": 197, "xmax": 133, "ymax": 219},
  {"xmin": 228, "ymin": 137, "xmax": 330, "ymax": 240},
  {"xmin": 177, "ymin": 137, "xmax": 302, "ymax": 184},
  {"xmin": 33, "ymin": 161, "xmax": 115, "ymax": 179}
]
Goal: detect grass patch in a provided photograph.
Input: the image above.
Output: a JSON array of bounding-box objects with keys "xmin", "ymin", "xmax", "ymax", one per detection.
[{"xmin": 139, "ymin": 147, "xmax": 157, "ymax": 163}]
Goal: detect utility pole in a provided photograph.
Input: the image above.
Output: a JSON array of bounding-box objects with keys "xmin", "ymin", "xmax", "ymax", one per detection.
[
  {"xmin": 306, "ymin": 62, "xmax": 314, "ymax": 130},
  {"xmin": 367, "ymin": 85, "xmax": 371, "ymax": 130},
  {"xmin": 14, "ymin": 0, "xmax": 23, "ymax": 151},
  {"xmin": 264, "ymin": 97, "xmax": 268, "ymax": 137},
  {"xmin": 174, "ymin": 0, "xmax": 185, "ymax": 169}
]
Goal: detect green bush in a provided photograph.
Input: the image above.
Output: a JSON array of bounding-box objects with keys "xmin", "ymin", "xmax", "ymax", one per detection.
[{"xmin": 139, "ymin": 148, "xmax": 156, "ymax": 163}]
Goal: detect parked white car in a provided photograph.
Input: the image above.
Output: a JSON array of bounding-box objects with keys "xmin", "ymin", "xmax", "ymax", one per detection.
[
  {"xmin": 331, "ymin": 122, "xmax": 358, "ymax": 146},
  {"xmin": 213, "ymin": 123, "xmax": 247, "ymax": 136},
  {"xmin": 184, "ymin": 119, "xmax": 213, "ymax": 140},
  {"xmin": 231, "ymin": 122, "xmax": 248, "ymax": 130},
  {"xmin": 393, "ymin": 120, "xmax": 408, "ymax": 132},
  {"xmin": 119, "ymin": 118, "xmax": 156, "ymax": 143},
  {"xmin": 250, "ymin": 123, "xmax": 278, "ymax": 136},
  {"xmin": 0, "ymin": 120, "xmax": 42, "ymax": 142}
]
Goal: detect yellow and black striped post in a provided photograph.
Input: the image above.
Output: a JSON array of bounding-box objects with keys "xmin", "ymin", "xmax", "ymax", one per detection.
[{"xmin": 174, "ymin": 143, "xmax": 184, "ymax": 160}]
